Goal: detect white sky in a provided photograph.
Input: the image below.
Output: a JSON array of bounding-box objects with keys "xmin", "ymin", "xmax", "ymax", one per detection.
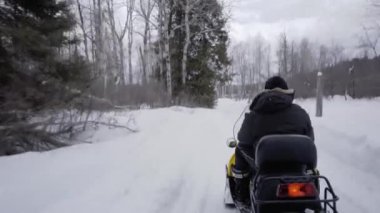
[{"xmin": 228, "ymin": 0, "xmax": 374, "ymax": 55}]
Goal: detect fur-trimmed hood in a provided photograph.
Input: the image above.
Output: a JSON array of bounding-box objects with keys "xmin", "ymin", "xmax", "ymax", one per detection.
[{"xmin": 249, "ymin": 88, "xmax": 295, "ymax": 113}]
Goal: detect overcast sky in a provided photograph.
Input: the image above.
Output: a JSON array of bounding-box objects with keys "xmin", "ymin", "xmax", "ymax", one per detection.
[{"xmin": 228, "ymin": 0, "xmax": 374, "ymax": 55}]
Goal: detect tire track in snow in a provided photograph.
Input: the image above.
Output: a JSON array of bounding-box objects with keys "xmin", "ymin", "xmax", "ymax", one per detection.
[{"xmin": 316, "ymin": 125, "xmax": 380, "ymax": 177}]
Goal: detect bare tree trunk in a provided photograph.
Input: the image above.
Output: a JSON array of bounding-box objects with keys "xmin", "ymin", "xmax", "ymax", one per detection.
[
  {"xmin": 119, "ymin": 40, "xmax": 126, "ymax": 83},
  {"xmin": 141, "ymin": 45, "xmax": 148, "ymax": 86},
  {"xmin": 266, "ymin": 44, "xmax": 271, "ymax": 78},
  {"xmin": 138, "ymin": 0, "xmax": 154, "ymax": 85},
  {"xmin": 127, "ymin": 0, "xmax": 136, "ymax": 84},
  {"xmin": 76, "ymin": 0, "xmax": 89, "ymax": 61},
  {"xmin": 283, "ymin": 36, "xmax": 288, "ymax": 75},
  {"xmin": 141, "ymin": 41, "xmax": 148, "ymax": 86},
  {"xmin": 290, "ymin": 41, "xmax": 296, "ymax": 73},
  {"xmin": 164, "ymin": 21, "xmax": 172, "ymax": 98},
  {"xmin": 165, "ymin": 0, "xmax": 173, "ymax": 99},
  {"xmin": 98, "ymin": 0, "xmax": 107, "ymax": 97},
  {"xmin": 157, "ymin": 0, "xmax": 164, "ymax": 80},
  {"xmin": 181, "ymin": 0, "xmax": 191, "ymax": 86},
  {"xmin": 92, "ymin": 0, "xmax": 104, "ymax": 76},
  {"xmin": 157, "ymin": 0, "xmax": 172, "ymax": 98},
  {"xmin": 94, "ymin": 0, "xmax": 103, "ymax": 76},
  {"xmin": 256, "ymin": 42, "xmax": 262, "ymax": 82},
  {"xmin": 92, "ymin": 0, "xmax": 108, "ymax": 97},
  {"xmin": 128, "ymin": 36, "xmax": 134, "ymax": 84},
  {"xmin": 139, "ymin": 46, "xmax": 146, "ymax": 84},
  {"xmin": 106, "ymin": 0, "xmax": 121, "ymax": 81},
  {"xmin": 278, "ymin": 33, "xmax": 288, "ymax": 76},
  {"xmin": 89, "ymin": 1, "xmax": 96, "ymax": 64}
]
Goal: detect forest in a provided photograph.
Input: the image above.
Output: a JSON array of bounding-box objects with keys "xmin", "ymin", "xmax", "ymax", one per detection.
[
  {"xmin": 1, "ymin": 0, "xmax": 380, "ymax": 154},
  {"xmin": 0, "ymin": 0, "xmax": 230, "ymax": 154}
]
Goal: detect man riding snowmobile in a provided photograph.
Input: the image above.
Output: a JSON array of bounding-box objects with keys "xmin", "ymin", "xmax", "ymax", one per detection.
[{"xmin": 232, "ymin": 76, "xmax": 315, "ymax": 208}]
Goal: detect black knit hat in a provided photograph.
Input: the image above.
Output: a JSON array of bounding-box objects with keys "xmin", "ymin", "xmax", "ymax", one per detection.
[{"xmin": 265, "ymin": 76, "xmax": 289, "ymax": 90}]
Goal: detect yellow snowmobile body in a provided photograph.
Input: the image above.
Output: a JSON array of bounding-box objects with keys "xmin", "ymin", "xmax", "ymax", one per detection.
[{"xmin": 226, "ymin": 153, "xmax": 235, "ymax": 177}]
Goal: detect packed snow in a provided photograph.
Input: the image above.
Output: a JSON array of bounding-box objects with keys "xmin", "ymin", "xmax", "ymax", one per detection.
[{"xmin": 0, "ymin": 97, "xmax": 379, "ymax": 213}]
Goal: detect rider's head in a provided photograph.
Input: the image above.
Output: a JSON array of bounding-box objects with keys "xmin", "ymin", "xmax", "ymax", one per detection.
[
  {"xmin": 264, "ymin": 76, "xmax": 294, "ymax": 94},
  {"xmin": 265, "ymin": 76, "xmax": 288, "ymax": 90}
]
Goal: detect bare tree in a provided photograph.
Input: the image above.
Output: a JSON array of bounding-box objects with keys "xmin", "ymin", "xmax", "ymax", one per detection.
[
  {"xmin": 156, "ymin": 0, "xmax": 173, "ymax": 99},
  {"xmin": 89, "ymin": 1, "xmax": 96, "ymax": 63},
  {"xmin": 229, "ymin": 35, "xmax": 271, "ymax": 96},
  {"xmin": 231, "ymin": 43, "xmax": 251, "ymax": 98},
  {"xmin": 105, "ymin": 0, "xmax": 121, "ymax": 81},
  {"xmin": 156, "ymin": 0, "xmax": 164, "ymax": 82},
  {"xmin": 358, "ymin": 25, "xmax": 379, "ymax": 57},
  {"xmin": 329, "ymin": 41, "xmax": 345, "ymax": 66},
  {"xmin": 127, "ymin": 0, "xmax": 136, "ymax": 84},
  {"xmin": 247, "ymin": 46, "xmax": 255, "ymax": 86},
  {"xmin": 299, "ymin": 38, "xmax": 315, "ymax": 73},
  {"xmin": 136, "ymin": 0, "xmax": 155, "ymax": 85},
  {"xmin": 264, "ymin": 44, "xmax": 272, "ymax": 78},
  {"xmin": 253, "ymin": 34, "xmax": 265, "ymax": 83},
  {"xmin": 277, "ymin": 32, "xmax": 289, "ymax": 76},
  {"xmin": 76, "ymin": 0, "xmax": 90, "ymax": 61},
  {"xmin": 236, "ymin": 46, "xmax": 248, "ymax": 98},
  {"xmin": 93, "ymin": 0, "xmax": 104, "ymax": 75},
  {"xmin": 319, "ymin": 45, "xmax": 329, "ymax": 70},
  {"xmin": 289, "ymin": 41, "xmax": 299, "ymax": 74},
  {"xmin": 103, "ymin": 0, "xmax": 136, "ymax": 86},
  {"xmin": 180, "ymin": 0, "xmax": 194, "ymax": 85},
  {"xmin": 91, "ymin": 0, "xmax": 110, "ymax": 96}
]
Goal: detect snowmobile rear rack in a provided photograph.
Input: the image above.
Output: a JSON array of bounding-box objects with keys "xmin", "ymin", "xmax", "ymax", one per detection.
[{"xmin": 252, "ymin": 175, "xmax": 339, "ymax": 213}]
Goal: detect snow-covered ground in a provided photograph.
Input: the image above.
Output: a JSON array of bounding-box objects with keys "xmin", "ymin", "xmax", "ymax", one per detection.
[{"xmin": 0, "ymin": 97, "xmax": 379, "ymax": 213}]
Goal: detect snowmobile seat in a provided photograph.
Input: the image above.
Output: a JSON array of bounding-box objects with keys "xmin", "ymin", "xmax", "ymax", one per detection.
[
  {"xmin": 255, "ymin": 134, "xmax": 317, "ymax": 172},
  {"xmin": 253, "ymin": 135, "xmax": 321, "ymax": 212}
]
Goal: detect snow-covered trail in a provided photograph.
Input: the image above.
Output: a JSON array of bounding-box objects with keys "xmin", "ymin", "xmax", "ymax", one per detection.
[
  {"xmin": 0, "ymin": 100, "xmax": 243, "ymax": 213},
  {"xmin": 0, "ymin": 98, "xmax": 379, "ymax": 213}
]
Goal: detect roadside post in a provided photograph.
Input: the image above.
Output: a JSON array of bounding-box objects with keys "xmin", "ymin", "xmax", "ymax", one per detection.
[{"xmin": 316, "ymin": 72, "xmax": 323, "ymax": 117}]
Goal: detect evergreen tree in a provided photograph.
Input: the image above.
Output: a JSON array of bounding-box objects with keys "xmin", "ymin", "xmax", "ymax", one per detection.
[
  {"xmin": 184, "ymin": 0, "xmax": 230, "ymax": 107},
  {"xmin": 0, "ymin": 0, "xmax": 89, "ymax": 111},
  {"xmin": 0, "ymin": 0, "xmax": 89, "ymax": 154},
  {"xmin": 154, "ymin": 0, "xmax": 230, "ymax": 108}
]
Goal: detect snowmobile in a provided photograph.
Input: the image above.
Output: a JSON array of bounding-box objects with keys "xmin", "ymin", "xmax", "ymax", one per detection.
[{"xmin": 224, "ymin": 135, "xmax": 339, "ymax": 213}]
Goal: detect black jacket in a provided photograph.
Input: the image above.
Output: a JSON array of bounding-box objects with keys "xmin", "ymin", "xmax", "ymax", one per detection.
[{"xmin": 237, "ymin": 91, "xmax": 314, "ymax": 158}]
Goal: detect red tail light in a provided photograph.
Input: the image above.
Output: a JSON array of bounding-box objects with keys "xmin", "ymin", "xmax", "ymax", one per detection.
[{"xmin": 277, "ymin": 182, "xmax": 317, "ymax": 198}]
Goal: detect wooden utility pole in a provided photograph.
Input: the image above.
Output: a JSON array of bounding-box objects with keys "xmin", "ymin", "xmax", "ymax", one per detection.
[{"xmin": 316, "ymin": 72, "xmax": 323, "ymax": 117}]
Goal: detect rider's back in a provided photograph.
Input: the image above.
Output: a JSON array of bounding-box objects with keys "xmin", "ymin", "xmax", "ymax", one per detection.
[{"xmin": 237, "ymin": 90, "xmax": 314, "ymax": 158}]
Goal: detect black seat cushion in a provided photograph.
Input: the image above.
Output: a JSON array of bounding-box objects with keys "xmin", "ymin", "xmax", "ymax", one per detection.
[{"xmin": 255, "ymin": 135, "xmax": 317, "ymax": 169}]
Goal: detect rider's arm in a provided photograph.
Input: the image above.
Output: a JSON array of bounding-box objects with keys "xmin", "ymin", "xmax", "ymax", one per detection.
[
  {"xmin": 237, "ymin": 112, "xmax": 254, "ymax": 155},
  {"xmin": 305, "ymin": 115, "xmax": 315, "ymax": 142}
]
